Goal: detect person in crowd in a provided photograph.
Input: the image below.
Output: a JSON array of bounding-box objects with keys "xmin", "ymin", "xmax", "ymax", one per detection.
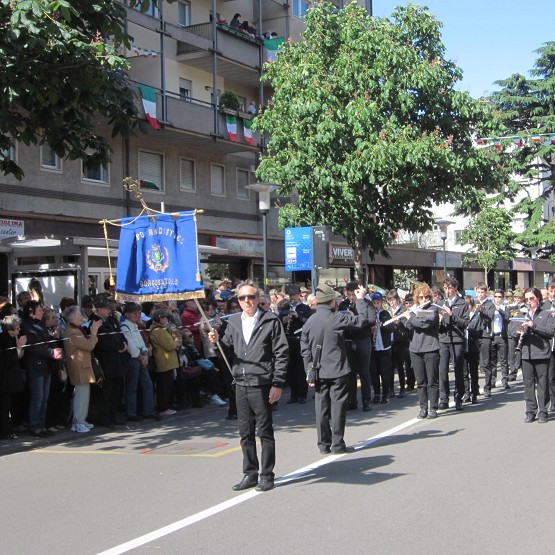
[
  {"xmin": 208, "ymin": 281, "xmax": 289, "ymax": 492},
  {"xmin": 541, "ymin": 278, "xmax": 555, "ymax": 411},
  {"xmin": 306, "ymin": 293, "xmax": 317, "ymax": 311},
  {"xmin": 432, "ymin": 286, "xmax": 444, "ymax": 303},
  {"xmin": 386, "ymin": 290, "xmax": 407, "ymax": 399},
  {"xmin": 21, "ymin": 301, "xmax": 62, "ymax": 438},
  {"xmin": 0, "ymin": 302, "xmax": 17, "ymax": 319},
  {"xmin": 16, "ymin": 291, "xmax": 32, "ymax": 317},
  {"xmin": 340, "ymin": 282, "xmax": 376, "ymax": 412},
  {"xmin": 300, "ymin": 287, "xmax": 310, "ymax": 304},
  {"xmin": 150, "ymin": 309, "xmax": 181, "ymax": 416},
  {"xmin": 463, "ymin": 296, "xmax": 480, "ymax": 404},
  {"xmin": 120, "ymin": 303, "xmax": 159, "ymax": 422},
  {"xmin": 437, "ymin": 276, "xmax": 469, "ymax": 411},
  {"xmin": 174, "ymin": 330, "xmax": 202, "ymax": 410},
  {"xmin": 0, "ymin": 315, "xmax": 26, "ymax": 439},
  {"xmin": 402, "ymin": 294, "xmax": 416, "ymax": 390},
  {"xmin": 180, "ymin": 300, "xmax": 202, "ymax": 352},
  {"xmin": 258, "ymin": 294, "xmax": 272, "ymax": 311},
  {"xmin": 474, "ymin": 282, "xmax": 495, "ymax": 398},
  {"xmin": 63, "ymin": 305, "xmax": 102, "ymax": 433},
  {"xmin": 81, "ymin": 296, "xmax": 95, "ymax": 322},
  {"xmin": 491, "ymin": 289, "xmax": 511, "ymax": 390},
  {"xmin": 226, "ymin": 296, "xmax": 241, "ymax": 315},
  {"xmin": 301, "ymin": 283, "xmax": 368, "ymax": 455},
  {"xmin": 230, "ymin": 13, "xmax": 241, "ymax": 29},
  {"xmin": 507, "ymin": 288, "xmax": 525, "ymax": 381},
  {"xmin": 370, "ymin": 291, "xmax": 392, "ymax": 402},
  {"xmin": 402, "ymin": 285, "xmax": 440, "ymax": 419},
  {"xmin": 103, "ymin": 277, "xmax": 116, "ymax": 296},
  {"xmin": 91, "ymin": 297, "xmax": 127, "ymax": 428},
  {"xmin": 517, "ymin": 288, "xmax": 554, "ymax": 423}
]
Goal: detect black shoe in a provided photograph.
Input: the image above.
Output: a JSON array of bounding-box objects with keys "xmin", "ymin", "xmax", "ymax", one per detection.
[
  {"xmin": 417, "ymin": 410, "xmax": 428, "ymax": 419},
  {"xmin": 471, "ymin": 395, "xmax": 478, "ymax": 404},
  {"xmin": 455, "ymin": 403, "xmax": 463, "ymax": 411},
  {"xmin": 127, "ymin": 415, "xmax": 143, "ymax": 422},
  {"xmin": 371, "ymin": 396, "xmax": 381, "ymax": 404},
  {"xmin": 483, "ymin": 390, "xmax": 492, "ymax": 398},
  {"xmin": 406, "ymin": 385, "xmax": 415, "ymax": 391},
  {"xmin": 347, "ymin": 403, "xmax": 358, "ymax": 411},
  {"xmin": 524, "ymin": 414, "xmax": 536, "ymax": 423},
  {"xmin": 319, "ymin": 445, "xmax": 331, "ymax": 454},
  {"xmin": 362, "ymin": 401, "xmax": 372, "ymax": 412},
  {"xmin": 31, "ymin": 430, "xmax": 48, "ymax": 438},
  {"xmin": 438, "ymin": 401, "xmax": 449, "ymax": 410},
  {"xmin": 232, "ymin": 475, "xmax": 258, "ymax": 491},
  {"xmin": 255, "ymin": 480, "xmax": 275, "ymax": 492},
  {"xmin": 225, "ymin": 414, "xmax": 238, "ymax": 420},
  {"xmin": 538, "ymin": 416, "xmax": 548, "ymax": 424},
  {"xmin": 503, "ymin": 383, "xmax": 511, "ymax": 390},
  {"xmin": 143, "ymin": 413, "xmax": 162, "ymax": 421},
  {"xmin": 388, "ymin": 390, "xmax": 395, "ymax": 398},
  {"xmin": 298, "ymin": 397, "xmax": 307, "ymax": 405},
  {"xmin": 331, "ymin": 446, "xmax": 355, "ymax": 454},
  {"xmin": 286, "ymin": 397, "xmax": 298, "ymax": 404},
  {"xmin": 428, "ymin": 410, "xmax": 438, "ymax": 419},
  {"xmin": 380, "ymin": 396, "xmax": 389, "ymax": 404},
  {"xmin": 397, "ymin": 391, "xmax": 405, "ymax": 398}
]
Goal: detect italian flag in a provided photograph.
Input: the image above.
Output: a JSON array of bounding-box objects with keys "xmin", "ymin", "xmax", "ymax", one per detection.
[
  {"xmin": 140, "ymin": 179, "xmax": 160, "ymax": 191},
  {"xmin": 243, "ymin": 118, "xmax": 256, "ymax": 145},
  {"xmin": 139, "ymin": 85, "xmax": 161, "ymax": 130},
  {"xmin": 226, "ymin": 115, "xmax": 237, "ymax": 142},
  {"xmin": 264, "ymin": 37, "xmax": 285, "ymax": 62}
]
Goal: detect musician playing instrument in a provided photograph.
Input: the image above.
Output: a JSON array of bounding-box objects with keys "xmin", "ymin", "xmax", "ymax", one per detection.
[
  {"xmin": 518, "ymin": 288, "xmax": 555, "ymax": 423},
  {"xmin": 474, "ymin": 282, "xmax": 496, "ymax": 398}
]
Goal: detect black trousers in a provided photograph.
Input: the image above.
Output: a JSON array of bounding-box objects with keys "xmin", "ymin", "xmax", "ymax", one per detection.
[
  {"xmin": 236, "ymin": 384, "xmax": 275, "ymax": 480},
  {"xmin": 463, "ymin": 351, "xmax": 480, "ymax": 398},
  {"xmin": 548, "ymin": 351, "xmax": 555, "ymax": 410},
  {"xmin": 156, "ymin": 370, "xmax": 174, "ymax": 412},
  {"xmin": 390, "ymin": 341, "xmax": 406, "ymax": 393},
  {"xmin": 346, "ymin": 338, "xmax": 372, "ymax": 405},
  {"xmin": 439, "ymin": 342, "xmax": 465, "ymax": 403},
  {"xmin": 315, "ymin": 375, "xmax": 349, "ymax": 452},
  {"xmin": 98, "ymin": 375, "xmax": 123, "ymax": 424},
  {"xmin": 404, "ymin": 342, "xmax": 415, "ymax": 388},
  {"xmin": 370, "ymin": 348, "xmax": 392, "ymax": 397},
  {"xmin": 491, "ymin": 334, "xmax": 509, "ymax": 386},
  {"xmin": 478, "ymin": 337, "xmax": 492, "ymax": 392},
  {"xmin": 522, "ymin": 358, "xmax": 550, "ymax": 418},
  {"xmin": 411, "ymin": 350, "xmax": 439, "ymax": 411},
  {"xmin": 507, "ymin": 337, "xmax": 518, "ymax": 379},
  {"xmin": 286, "ymin": 338, "xmax": 308, "ymax": 401},
  {"xmin": 0, "ymin": 392, "xmax": 13, "ymax": 437}
]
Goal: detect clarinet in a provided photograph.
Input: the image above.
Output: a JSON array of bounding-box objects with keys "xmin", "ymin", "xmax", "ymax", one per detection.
[{"xmin": 515, "ymin": 309, "xmax": 530, "ymax": 352}]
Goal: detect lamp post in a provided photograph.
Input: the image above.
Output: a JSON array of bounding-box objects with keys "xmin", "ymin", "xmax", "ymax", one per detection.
[
  {"xmin": 245, "ymin": 182, "xmax": 279, "ymax": 292},
  {"xmin": 435, "ymin": 219, "xmax": 455, "ymax": 278}
]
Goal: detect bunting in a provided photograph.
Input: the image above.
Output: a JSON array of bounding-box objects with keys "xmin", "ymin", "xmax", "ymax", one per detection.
[
  {"xmin": 473, "ymin": 132, "xmax": 555, "ymax": 149},
  {"xmin": 130, "ymin": 45, "xmax": 160, "ymax": 58}
]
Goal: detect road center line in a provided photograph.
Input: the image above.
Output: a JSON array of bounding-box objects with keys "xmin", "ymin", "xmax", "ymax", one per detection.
[{"xmin": 96, "ymin": 416, "xmax": 420, "ymax": 555}]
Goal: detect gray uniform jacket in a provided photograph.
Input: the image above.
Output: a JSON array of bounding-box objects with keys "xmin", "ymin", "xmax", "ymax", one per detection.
[
  {"xmin": 300, "ymin": 299, "xmax": 369, "ymax": 381},
  {"xmin": 404, "ymin": 306, "xmax": 440, "ymax": 353},
  {"xmin": 217, "ymin": 309, "xmax": 289, "ymax": 388}
]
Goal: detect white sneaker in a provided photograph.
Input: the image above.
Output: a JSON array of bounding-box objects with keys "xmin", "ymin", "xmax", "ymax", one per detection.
[
  {"xmin": 209, "ymin": 394, "xmax": 227, "ymax": 407},
  {"xmin": 71, "ymin": 423, "xmax": 90, "ymax": 433},
  {"xmin": 83, "ymin": 421, "xmax": 94, "ymax": 429},
  {"xmin": 160, "ymin": 409, "xmax": 176, "ymax": 416}
]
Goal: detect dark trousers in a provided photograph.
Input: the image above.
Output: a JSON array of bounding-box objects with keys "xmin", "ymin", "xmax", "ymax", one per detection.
[
  {"xmin": 98, "ymin": 375, "xmax": 123, "ymax": 424},
  {"xmin": 236, "ymin": 384, "xmax": 275, "ymax": 480},
  {"xmin": 315, "ymin": 375, "xmax": 349, "ymax": 452},
  {"xmin": 463, "ymin": 351, "xmax": 480, "ymax": 398},
  {"xmin": 507, "ymin": 337, "xmax": 518, "ymax": 379},
  {"xmin": 390, "ymin": 341, "xmax": 406, "ymax": 393},
  {"xmin": 411, "ymin": 351, "xmax": 439, "ymax": 411},
  {"xmin": 522, "ymin": 358, "xmax": 550, "ymax": 418},
  {"xmin": 287, "ymin": 338, "xmax": 308, "ymax": 401},
  {"xmin": 478, "ymin": 337, "xmax": 492, "ymax": 391},
  {"xmin": 491, "ymin": 334, "xmax": 509, "ymax": 386},
  {"xmin": 156, "ymin": 371, "xmax": 174, "ymax": 412},
  {"xmin": 216, "ymin": 358, "xmax": 237, "ymax": 417},
  {"xmin": 0, "ymin": 392, "xmax": 13, "ymax": 437},
  {"xmin": 346, "ymin": 338, "xmax": 372, "ymax": 405},
  {"xmin": 439, "ymin": 342, "xmax": 465, "ymax": 403},
  {"xmin": 404, "ymin": 343, "xmax": 415, "ymax": 388},
  {"xmin": 370, "ymin": 348, "xmax": 392, "ymax": 397},
  {"xmin": 548, "ymin": 351, "xmax": 555, "ymax": 409}
]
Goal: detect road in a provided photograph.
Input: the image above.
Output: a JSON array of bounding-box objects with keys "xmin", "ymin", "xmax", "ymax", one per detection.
[{"xmin": 1, "ymin": 376, "xmax": 553, "ymax": 555}]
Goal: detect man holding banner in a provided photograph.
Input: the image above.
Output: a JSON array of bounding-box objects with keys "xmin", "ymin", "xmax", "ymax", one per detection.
[{"xmin": 208, "ymin": 282, "xmax": 289, "ymax": 493}]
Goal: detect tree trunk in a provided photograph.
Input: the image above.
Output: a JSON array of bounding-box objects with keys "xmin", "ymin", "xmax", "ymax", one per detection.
[{"xmin": 352, "ymin": 236, "xmax": 365, "ymax": 283}]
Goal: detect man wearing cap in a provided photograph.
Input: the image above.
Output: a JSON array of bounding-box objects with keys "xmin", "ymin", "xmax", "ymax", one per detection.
[{"xmin": 300, "ymin": 282, "xmax": 368, "ymax": 455}]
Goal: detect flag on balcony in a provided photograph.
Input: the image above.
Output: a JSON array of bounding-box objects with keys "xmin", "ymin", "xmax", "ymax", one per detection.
[
  {"xmin": 243, "ymin": 118, "xmax": 256, "ymax": 145},
  {"xmin": 139, "ymin": 85, "xmax": 161, "ymax": 130},
  {"xmin": 115, "ymin": 212, "xmax": 204, "ymax": 302},
  {"xmin": 226, "ymin": 115, "xmax": 237, "ymax": 142},
  {"xmin": 264, "ymin": 37, "xmax": 285, "ymax": 62}
]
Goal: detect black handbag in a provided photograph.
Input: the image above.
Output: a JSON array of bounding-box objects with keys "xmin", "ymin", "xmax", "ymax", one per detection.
[{"xmin": 92, "ymin": 357, "xmax": 105, "ymax": 387}]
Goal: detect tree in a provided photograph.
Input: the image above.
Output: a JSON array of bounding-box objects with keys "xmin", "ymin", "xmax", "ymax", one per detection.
[
  {"xmin": 254, "ymin": 2, "xmax": 506, "ymax": 280},
  {"xmin": 460, "ymin": 202, "xmax": 516, "ymax": 281},
  {"xmin": 0, "ymin": 0, "xmax": 160, "ymax": 179},
  {"xmin": 489, "ymin": 42, "xmax": 555, "ymax": 260}
]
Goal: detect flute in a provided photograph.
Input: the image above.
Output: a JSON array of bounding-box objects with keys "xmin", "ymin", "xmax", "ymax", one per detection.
[{"xmin": 382, "ymin": 301, "xmax": 432, "ymax": 326}]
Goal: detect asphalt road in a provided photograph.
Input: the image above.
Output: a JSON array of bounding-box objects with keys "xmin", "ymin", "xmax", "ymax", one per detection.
[{"xmin": 2, "ymin": 376, "xmax": 553, "ymax": 555}]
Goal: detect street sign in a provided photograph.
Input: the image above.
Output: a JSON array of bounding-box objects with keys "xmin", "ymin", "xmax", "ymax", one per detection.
[{"xmin": 284, "ymin": 226, "xmax": 312, "ymax": 271}]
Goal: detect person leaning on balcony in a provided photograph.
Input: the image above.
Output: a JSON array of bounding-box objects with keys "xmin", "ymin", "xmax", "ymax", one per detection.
[{"xmin": 230, "ymin": 13, "xmax": 241, "ymax": 29}]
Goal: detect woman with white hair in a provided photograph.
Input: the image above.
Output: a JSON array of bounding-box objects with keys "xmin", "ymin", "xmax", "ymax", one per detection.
[{"xmin": 63, "ymin": 305, "xmax": 102, "ymax": 433}]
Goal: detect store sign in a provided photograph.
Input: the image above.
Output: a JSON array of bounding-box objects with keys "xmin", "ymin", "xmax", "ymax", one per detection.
[
  {"xmin": 435, "ymin": 252, "xmax": 462, "ymax": 268},
  {"xmin": 284, "ymin": 227, "xmax": 312, "ymax": 271},
  {"xmin": 215, "ymin": 237, "xmax": 263, "ymax": 257},
  {"xmin": 0, "ymin": 219, "xmax": 24, "ymax": 239},
  {"xmin": 330, "ymin": 245, "xmax": 354, "ymax": 262}
]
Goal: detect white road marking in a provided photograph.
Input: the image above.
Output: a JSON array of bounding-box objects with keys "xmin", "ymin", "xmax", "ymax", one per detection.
[{"xmin": 97, "ymin": 417, "xmax": 420, "ymax": 555}]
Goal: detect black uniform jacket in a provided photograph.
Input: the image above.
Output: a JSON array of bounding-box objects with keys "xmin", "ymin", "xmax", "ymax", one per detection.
[
  {"xmin": 520, "ymin": 307, "xmax": 555, "ymax": 361},
  {"xmin": 404, "ymin": 306, "xmax": 440, "ymax": 354},
  {"xmin": 438, "ymin": 295, "xmax": 469, "ymax": 344}
]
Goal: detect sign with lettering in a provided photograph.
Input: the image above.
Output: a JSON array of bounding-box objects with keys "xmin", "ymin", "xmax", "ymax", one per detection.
[
  {"xmin": 284, "ymin": 226, "xmax": 312, "ymax": 271},
  {"xmin": 0, "ymin": 219, "xmax": 24, "ymax": 239}
]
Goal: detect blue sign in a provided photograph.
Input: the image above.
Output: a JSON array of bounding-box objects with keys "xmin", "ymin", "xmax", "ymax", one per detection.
[{"xmin": 284, "ymin": 227, "xmax": 312, "ymax": 271}]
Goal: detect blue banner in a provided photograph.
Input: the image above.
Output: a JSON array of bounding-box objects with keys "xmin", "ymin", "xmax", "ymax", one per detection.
[
  {"xmin": 116, "ymin": 211, "xmax": 204, "ymax": 302},
  {"xmin": 284, "ymin": 227, "xmax": 313, "ymax": 271}
]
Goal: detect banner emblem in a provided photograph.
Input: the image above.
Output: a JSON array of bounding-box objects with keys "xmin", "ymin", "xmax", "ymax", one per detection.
[{"xmin": 147, "ymin": 243, "xmax": 170, "ymax": 273}]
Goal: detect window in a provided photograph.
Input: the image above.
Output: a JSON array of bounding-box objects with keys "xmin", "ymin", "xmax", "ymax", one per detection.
[
  {"xmin": 236, "ymin": 169, "xmax": 251, "ymax": 200},
  {"xmin": 82, "ymin": 159, "xmax": 109, "ymax": 184},
  {"xmin": 139, "ymin": 150, "xmax": 164, "ymax": 193},
  {"xmin": 454, "ymin": 230, "xmax": 464, "ymax": 245},
  {"xmin": 135, "ymin": 1, "xmax": 159, "ymax": 18},
  {"xmin": 237, "ymin": 95, "xmax": 247, "ymax": 112},
  {"xmin": 210, "ymin": 164, "xmax": 225, "ymax": 196},
  {"xmin": 293, "ymin": 0, "xmax": 311, "ymax": 18},
  {"xmin": 179, "ymin": 78, "xmax": 192, "ymax": 101},
  {"xmin": 178, "ymin": 0, "xmax": 191, "ymax": 26},
  {"xmin": 41, "ymin": 145, "xmax": 62, "ymax": 171},
  {"xmin": 180, "ymin": 158, "xmax": 196, "ymax": 192},
  {"xmin": 1, "ymin": 145, "xmax": 16, "ymax": 162}
]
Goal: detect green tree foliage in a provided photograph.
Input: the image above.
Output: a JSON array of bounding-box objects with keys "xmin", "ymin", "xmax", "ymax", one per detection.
[
  {"xmin": 489, "ymin": 42, "xmax": 555, "ymax": 259},
  {"xmin": 460, "ymin": 202, "xmax": 516, "ymax": 281},
  {"xmin": 254, "ymin": 2, "xmax": 506, "ymax": 279},
  {"xmin": 0, "ymin": 0, "xmax": 160, "ymax": 179}
]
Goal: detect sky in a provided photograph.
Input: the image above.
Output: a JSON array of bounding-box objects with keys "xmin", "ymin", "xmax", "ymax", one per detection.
[{"xmin": 372, "ymin": 0, "xmax": 554, "ymax": 98}]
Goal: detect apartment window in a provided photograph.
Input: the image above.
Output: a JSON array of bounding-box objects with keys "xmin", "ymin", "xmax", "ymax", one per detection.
[
  {"xmin": 178, "ymin": 0, "xmax": 191, "ymax": 26},
  {"xmin": 179, "ymin": 78, "xmax": 192, "ymax": 101},
  {"xmin": 237, "ymin": 96, "xmax": 247, "ymax": 112},
  {"xmin": 82, "ymin": 159, "xmax": 109, "ymax": 184},
  {"xmin": 139, "ymin": 150, "xmax": 164, "ymax": 193},
  {"xmin": 135, "ymin": 1, "xmax": 159, "ymax": 18},
  {"xmin": 0, "ymin": 145, "xmax": 16, "ymax": 162},
  {"xmin": 41, "ymin": 144, "xmax": 62, "ymax": 171},
  {"xmin": 454, "ymin": 230, "xmax": 464, "ymax": 245},
  {"xmin": 180, "ymin": 157, "xmax": 196, "ymax": 192},
  {"xmin": 210, "ymin": 163, "xmax": 225, "ymax": 196},
  {"xmin": 293, "ymin": 0, "xmax": 311, "ymax": 18},
  {"xmin": 236, "ymin": 169, "xmax": 251, "ymax": 200}
]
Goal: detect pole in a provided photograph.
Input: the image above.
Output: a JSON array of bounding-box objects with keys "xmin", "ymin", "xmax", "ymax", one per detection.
[
  {"xmin": 262, "ymin": 209, "xmax": 268, "ymax": 293},
  {"xmin": 442, "ymin": 236, "xmax": 447, "ymax": 277}
]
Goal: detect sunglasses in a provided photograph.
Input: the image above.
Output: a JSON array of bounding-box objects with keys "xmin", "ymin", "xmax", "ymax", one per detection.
[
  {"xmin": 525, "ymin": 297, "xmax": 536, "ymax": 301},
  {"xmin": 494, "ymin": 295, "xmax": 503, "ymax": 298},
  {"xmin": 417, "ymin": 295, "xmax": 427, "ymax": 299},
  {"xmin": 238, "ymin": 295, "xmax": 257, "ymax": 301}
]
